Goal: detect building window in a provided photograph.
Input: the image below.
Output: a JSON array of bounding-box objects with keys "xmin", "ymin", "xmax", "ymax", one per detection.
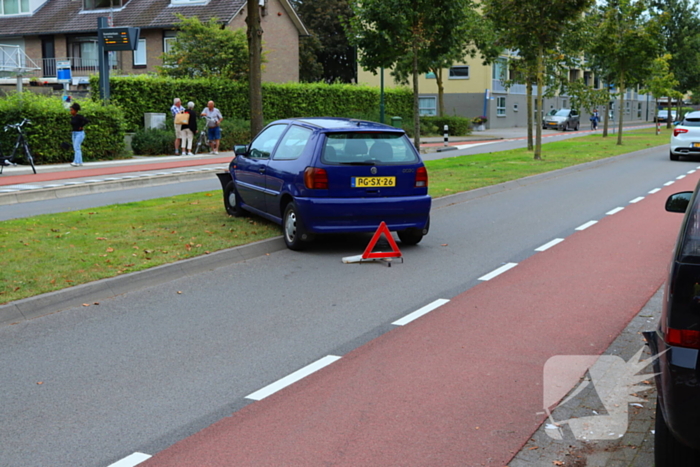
[
  {"xmin": 449, "ymin": 66, "xmax": 469, "ymax": 79},
  {"xmin": 84, "ymin": 0, "xmax": 123, "ymax": 10},
  {"xmin": 492, "ymin": 58, "xmax": 507, "ymax": 81},
  {"xmin": 593, "ymin": 76, "xmax": 600, "ymax": 89},
  {"xmin": 562, "ymin": 99, "xmax": 568, "ymax": 109},
  {"xmin": 133, "ymin": 39, "xmax": 146, "ymax": 66},
  {"xmin": 496, "ymin": 96, "xmax": 506, "ymax": 117},
  {"xmin": 625, "ymin": 101, "xmax": 631, "ymax": 115},
  {"xmin": 419, "ymin": 97, "xmax": 437, "ymax": 116},
  {"xmin": 163, "ymin": 31, "xmax": 177, "ymax": 54},
  {"xmin": 1, "ymin": 0, "xmax": 30, "ymax": 15},
  {"xmin": 637, "ymin": 102, "xmax": 642, "ymax": 118}
]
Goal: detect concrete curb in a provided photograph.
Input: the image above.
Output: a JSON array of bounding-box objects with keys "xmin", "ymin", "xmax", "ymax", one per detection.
[{"xmin": 0, "ymin": 236, "xmax": 286, "ymax": 327}]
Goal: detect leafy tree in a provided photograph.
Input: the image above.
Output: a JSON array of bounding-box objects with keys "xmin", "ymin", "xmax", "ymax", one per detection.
[
  {"xmin": 484, "ymin": 0, "xmax": 593, "ymax": 160},
  {"xmin": 347, "ymin": 0, "xmax": 477, "ymax": 149},
  {"xmin": 651, "ymin": 0, "xmax": 700, "ymax": 121},
  {"xmin": 158, "ymin": 15, "xmax": 249, "ymax": 81},
  {"xmin": 588, "ymin": 0, "xmax": 662, "ymax": 145},
  {"xmin": 645, "ymin": 54, "xmax": 680, "ymax": 133},
  {"xmin": 292, "ymin": 0, "xmax": 356, "ymax": 83}
]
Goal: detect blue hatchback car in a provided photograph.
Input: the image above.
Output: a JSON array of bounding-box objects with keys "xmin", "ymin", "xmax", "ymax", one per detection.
[{"xmin": 216, "ymin": 118, "xmax": 431, "ymax": 250}]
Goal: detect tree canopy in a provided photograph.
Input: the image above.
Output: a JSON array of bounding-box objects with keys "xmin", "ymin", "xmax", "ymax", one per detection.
[
  {"xmin": 158, "ymin": 15, "xmax": 249, "ymax": 81},
  {"xmin": 292, "ymin": 0, "xmax": 356, "ymax": 84}
]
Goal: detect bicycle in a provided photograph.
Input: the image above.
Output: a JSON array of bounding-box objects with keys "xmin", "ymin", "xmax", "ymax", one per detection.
[
  {"xmin": 0, "ymin": 118, "xmax": 36, "ymax": 175},
  {"xmin": 193, "ymin": 118, "xmax": 210, "ymax": 155}
]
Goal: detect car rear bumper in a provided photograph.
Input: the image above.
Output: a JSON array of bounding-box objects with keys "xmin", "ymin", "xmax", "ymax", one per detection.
[
  {"xmin": 645, "ymin": 330, "xmax": 700, "ymax": 449},
  {"xmin": 295, "ymin": 195, "xmax": 431, "ymax": 233},
  {"xmin": 671, "ymin": 146, "xmax": 700, "ymax": 156}
]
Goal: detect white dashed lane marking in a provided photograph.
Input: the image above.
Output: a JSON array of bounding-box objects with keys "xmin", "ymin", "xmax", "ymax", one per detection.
[
  {"xmin": 246, "ymin": 356, "xmax": 342, "ymax": 401},
  {"xmin": 478, "ymin": 263, "xmax": 518, "ymax": 281},
  {"xmin": 392, "ymin": 299, "xmax": 450, "ymax": 326},
  {"xmin": 535, "ymin": 238, "xmax": 564, "ymax": 252},
  {"xmin": 107, "ymin": 452, "xmax": 151, "ymax": 467}
]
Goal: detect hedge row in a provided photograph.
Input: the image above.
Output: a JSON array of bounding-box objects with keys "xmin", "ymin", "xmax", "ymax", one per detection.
[
  {"xmin": 0, "ymin": 92, "xmax": 126, "ymax": 164},
  {"xmin": 89, "ymin": 75, "xmax": 415, "ymax": 132}
]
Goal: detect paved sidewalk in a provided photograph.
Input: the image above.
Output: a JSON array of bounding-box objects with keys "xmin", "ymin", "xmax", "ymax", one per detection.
[{"xmin": 508, "ymin": 289, "xmax": 660, "ymax": 467}]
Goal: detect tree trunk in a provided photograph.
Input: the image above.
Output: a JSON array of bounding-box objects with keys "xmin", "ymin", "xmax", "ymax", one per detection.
[
  {"xmin": 412, "ymin": 46, "xmax": 420, "ymax": 150},
  {"xmin": 436, "ymin": 68, "xmax": 445, "ymax": 117},
  {"xmin": 617, "ymin": 75, "xmax": 625, "ymax": 146},
  {"xmin": 655, "ymin": 97, "xmax": 659, "ymax": 135},
  {"xmin": 534, "ymin": 45, "xmax": 544, "ymax": 160},
  {"xmin": 246, "ymin": 0, "xmax": 264, "ymax": 138},
  {"xmin": 526, "ymin": 79, "xmax": 533, "ymax": 151},
  {"xmin": 603, "ymin": 100, "xmax": 610, "ymax": 137}
]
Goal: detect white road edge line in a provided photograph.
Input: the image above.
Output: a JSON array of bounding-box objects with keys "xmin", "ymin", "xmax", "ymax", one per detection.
[
  {"xmin": 629, "ymin": 197, "xmax": 645, "ymax": 204},
  {"xmin": 107, "ymin": 452, "xmax": 152, "ymax": 467},
  {"xmin": 575, "ymin": 220, "xmax": 598, "ymax": 231},
  {"xmin": 245, "ymin": 355, "xmax": 342, "ymax": 401},
  {"xmin": 535, "ymin": 238, "xmax": 564, "ymax": 252},
  {"xmin": 649, "ymin": 188, "xmax": 661, "ymax": 194},
  {"xmin": 392, "ymin": 299, "xmax": 450, "ymax": 326},
  {"xmin": 664, "ymin": 181, "xmax": 675, "ymax": 186},
  {"xmin": 677, "ymin": 175, "xmax": 686, "ymax": 180},
  {"xmin": 478, "ymin": 263, "xmax": 518, "ymax": 281},
  {"xmin": 607, "ymin": 207, "xmax": 624, "ymax": 215},
  {"xmin": 688, "ymin": 170, "xmax": 696, "ymax": 174}
]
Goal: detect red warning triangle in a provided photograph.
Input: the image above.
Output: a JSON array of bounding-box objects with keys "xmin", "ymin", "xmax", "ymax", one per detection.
[{"xmin": 362, "ymin": 222, "xmax": 402, "ymax": 259}]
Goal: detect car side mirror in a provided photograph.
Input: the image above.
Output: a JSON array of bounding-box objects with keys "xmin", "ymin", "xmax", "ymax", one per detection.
[
  {"xmin": 666, "ymin": 192, "xmax": 693, "ymax": 213},
  {"xmin": 234, "ymin": 145, "xmax": 248, "ymax": 156}
]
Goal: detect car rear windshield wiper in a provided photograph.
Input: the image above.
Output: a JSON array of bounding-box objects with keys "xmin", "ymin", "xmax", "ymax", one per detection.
[{"xmin": 338, "ymin": 161, "xmax": 376, "ymax": 166}]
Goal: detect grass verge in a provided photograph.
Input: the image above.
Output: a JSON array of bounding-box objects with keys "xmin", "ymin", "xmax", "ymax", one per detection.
[{"xmin": 1, "ymin": 127, "xmax": 671, "ymax": 304}]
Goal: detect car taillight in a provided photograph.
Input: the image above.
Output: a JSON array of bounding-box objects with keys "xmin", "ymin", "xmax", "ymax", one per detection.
[
  {"xmin": 415, "ymin": 166, "xmax": 428, "ymax": 188},
  {"xmin": 674, "ymin": 128, "xmax": 689, "ymax": 137},
  {"xmin": 666, "ymin": 327, "xmax": 700, "ymax": 349},
  {"xmin": 304, "ymin": 167, "xmax": 328, "ymax": 189}
]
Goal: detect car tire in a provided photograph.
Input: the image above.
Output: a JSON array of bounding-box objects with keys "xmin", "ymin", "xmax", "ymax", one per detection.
[
  {"xmin": 283, "ymin": 202, "xmax": 309, "ymax": 251},
  {"xmin": 655, "ymin": 400, "xmax": 700, "ymax": 466},
  {"xmin": 670, "ymin": 151, "xmax": 680, "ymax": 161},
  {"xmin": 223, "ymin": 181, "xmax": 243, "ymax": 217},
  {"xmin": 574, "ymin": 121, "xmax": 579, "ymax": 131},
  {"xmin": 563, "ymin": 123, "xmax": 569, "ymax": 131},
  {"xmin": 398, "ymin": 217, "xmax": 429, "ymax": 245}
]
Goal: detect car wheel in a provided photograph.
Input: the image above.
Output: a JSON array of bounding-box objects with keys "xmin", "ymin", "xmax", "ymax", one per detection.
[
  {"xmin": 670, "ymin": 151, "xmax": 680, "ymax": 161},
  {"xmin": 574, "ymin": 121, "xmax": 579, "ymax": 131},
  {"xmin": 563, "ymin": 123, "xmax": 569, "ymax": 131},
  {"xmin": 398, "ymin": 217, "xmax": 429, "ymax": 245},
  {"xmin": 283, "ymin": 202, "xmax": 310, "ymax": 251},
  {"xmin": 655, "ymin": 400, "xmax": 700, "ymax": 466},
  {"xmin": 223, "ymin": 181, "xmax": 243, "ymax": 217}
]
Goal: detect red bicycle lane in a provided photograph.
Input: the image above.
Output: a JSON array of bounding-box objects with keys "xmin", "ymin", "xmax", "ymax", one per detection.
[{"xmin": 141, "ymin": 174, "xmax": 693, "ymax": 467}]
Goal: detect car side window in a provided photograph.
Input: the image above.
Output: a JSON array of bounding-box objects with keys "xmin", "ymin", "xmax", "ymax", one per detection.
[
  {"xmin": 272, "ymin": 125, "xmax": 313, "ymax": 161},
  {"xmin": 249, "ymin": 124, "xmax": 287, "ymax": 159}
]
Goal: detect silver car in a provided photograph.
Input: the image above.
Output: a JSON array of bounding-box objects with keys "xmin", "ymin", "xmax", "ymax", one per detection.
[
  {"xmin": 543, "ymin": 109, "xmax": 580, "ymax": 131},
  {"xmin": 670, "ymin": 111, "xmax": 700, "ymax": 161}
]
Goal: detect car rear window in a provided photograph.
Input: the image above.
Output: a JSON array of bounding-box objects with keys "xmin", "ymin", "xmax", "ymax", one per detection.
[
  {"xmin": 682, "ymin": 118, "xmax": 700, "ymax": 127},
  {"xmin": 322, "ymin": 133, "xmax": 419, "ymax": 165}
]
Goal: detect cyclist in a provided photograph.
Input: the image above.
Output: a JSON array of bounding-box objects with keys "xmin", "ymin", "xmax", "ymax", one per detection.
[
  {"xmin": 589, "ymin": 109, "xmax": 600, "ymax": 130},
  {"xmin": 69, "ymin": 103, "xmax": 88, "ymax": 167}
]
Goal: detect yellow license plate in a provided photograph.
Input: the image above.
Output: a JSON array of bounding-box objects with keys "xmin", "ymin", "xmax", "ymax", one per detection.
[
  {"xmin": 352, "ymin": 176, "xmax": 396, "ymax": 188},
  {"xmin": 693, "ymin": 143, "xmax": 700, "ymax": 148}
]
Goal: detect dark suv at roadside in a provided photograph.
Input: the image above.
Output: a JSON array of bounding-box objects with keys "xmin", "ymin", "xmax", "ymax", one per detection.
[{"xmin": 645, "ymin": 179, "xmax": 700, "ymax": 465}]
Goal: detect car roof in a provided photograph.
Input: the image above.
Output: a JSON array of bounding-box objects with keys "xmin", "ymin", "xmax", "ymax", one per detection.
[
  {"xmin": 282, "ymin": 117, "xmax": 403, "ymax": 132},
  {"xmin": 684, "ymin": 111, "xmax": 700, "ymax": 119}
]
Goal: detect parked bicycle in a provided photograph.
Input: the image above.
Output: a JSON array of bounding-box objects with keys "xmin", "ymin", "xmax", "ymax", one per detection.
[
  {"xmin": 0, "ymin": 118, "xmax": 36, "ymax": 174},
  {"xmin": 193, "ymin": 118, "xmax": 210, "ymax": 155}
]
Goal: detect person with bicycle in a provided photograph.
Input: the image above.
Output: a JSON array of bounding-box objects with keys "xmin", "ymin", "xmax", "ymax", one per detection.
[
  {"xmin": 181, "ymin": 101, "xmax": 198, "ymax": 156},
  {"xmin": 69, "ymin": 103, "xmax": 88, "ymax": 167},
  {"xmin": 201, "ymin": 101, "xmax": 223, "ymax": 155}
]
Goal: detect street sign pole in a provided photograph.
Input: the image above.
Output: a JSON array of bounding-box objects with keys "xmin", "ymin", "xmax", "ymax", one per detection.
[{"xmin": 97, "ymin": 16, "xmax": 110, "ymax": 102}]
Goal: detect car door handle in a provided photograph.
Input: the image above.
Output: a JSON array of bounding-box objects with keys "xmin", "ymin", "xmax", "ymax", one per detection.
[{"xmin": 258, "ymin": 168, "xmax": 266, "ymax": 174}]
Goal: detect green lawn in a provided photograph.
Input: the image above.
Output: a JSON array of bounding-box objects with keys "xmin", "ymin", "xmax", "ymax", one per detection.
[{"xmin": 0, "ymin": 127, "xmax": 672, "ymax": 304}]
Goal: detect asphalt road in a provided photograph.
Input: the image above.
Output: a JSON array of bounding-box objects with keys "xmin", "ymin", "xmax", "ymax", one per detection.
[{"xmin": 0, "ymin": 132, "xmax": 686, "ymax": 466}]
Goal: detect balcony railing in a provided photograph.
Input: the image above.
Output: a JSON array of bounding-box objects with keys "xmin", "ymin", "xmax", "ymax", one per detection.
[{"xmin": 28, "ymin": 57, "xmax": 120, "ymax": 79}]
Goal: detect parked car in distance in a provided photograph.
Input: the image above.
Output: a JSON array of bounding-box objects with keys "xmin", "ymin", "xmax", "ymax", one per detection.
[
  {"xmin": 656, "ymin": 110, "xmax": 678, "ymax": 123},
  {"xmin": 216, "ymin": 117, "xmax": 431, "ymax": 250},
  {"xmin": 670, "ymin": 111, "xmax": 700, "ymax": 161},
  {"xmin": 543, "ymin": 109, "xmax": 580, "ymax": 131},
  {"xmin": 645, "ymin": 181, "xmax": 700, "ymax": 465}
]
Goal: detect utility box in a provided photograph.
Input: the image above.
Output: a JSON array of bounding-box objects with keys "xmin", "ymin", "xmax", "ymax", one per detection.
[
  {"xmin": 390, "ymin": 116, "xmax": 402, "ymax": 128},
  {"xmin": 144, "ymin": 112, "xmax": 166, "ymax": 130}
]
